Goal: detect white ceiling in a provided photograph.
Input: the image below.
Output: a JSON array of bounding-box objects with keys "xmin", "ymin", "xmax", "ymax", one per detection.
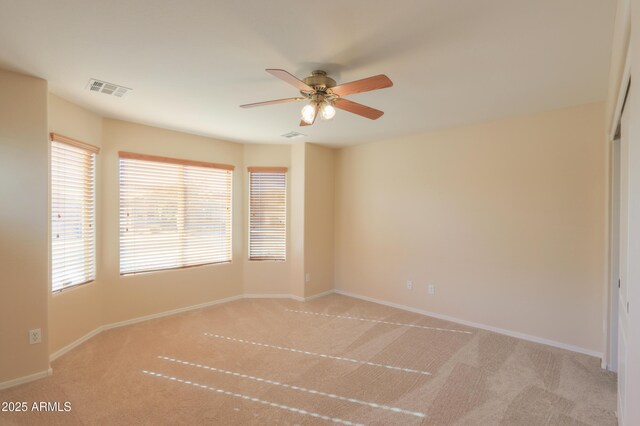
[{"xmin": 0, "ymin": 0, "xmax": 616, "ymax": 147}]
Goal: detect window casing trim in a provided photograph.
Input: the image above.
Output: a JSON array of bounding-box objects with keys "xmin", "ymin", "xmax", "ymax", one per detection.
[
  {"xmin": 119, "ymin": 260, "xmax": 232, "ymax": 276},
  {"xmin": 51, "ymin": 132, "xmax": 100, "ymax": 153},
  {"xmin": 119, "ymin": 151, "xmax": 234, "ymax": 170},
  {"xmin": 247, "ymin": 166, "xmax": 288, "ymax": 173}
]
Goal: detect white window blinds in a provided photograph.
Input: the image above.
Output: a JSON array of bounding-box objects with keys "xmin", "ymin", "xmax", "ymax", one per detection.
[
  {"xmin": 119, "ymin": 152, "xmax": 234, "ymax": 275},
  {"xmin": 51, "ymin": 133, "xmax": 98, "ymax": 292},
  {"xmin": 249, "ymin": 167, "xmax": 287, "ymax": 261}
]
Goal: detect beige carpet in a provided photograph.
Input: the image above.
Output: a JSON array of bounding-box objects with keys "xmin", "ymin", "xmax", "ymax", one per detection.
[{"xmin": 0, "ymin": 294, "xmax": 617, "ymax": 425}]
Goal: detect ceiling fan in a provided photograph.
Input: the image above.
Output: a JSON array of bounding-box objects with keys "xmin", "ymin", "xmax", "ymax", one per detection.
[{"xmin": 240, "ymin": 69, "xmax": 393, "ymax": 126}]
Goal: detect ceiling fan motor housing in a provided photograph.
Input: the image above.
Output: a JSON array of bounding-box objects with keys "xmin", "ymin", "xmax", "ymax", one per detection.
[{"xmin": 302, "ymin": 70, "xmax": 336, "ymax": 94}]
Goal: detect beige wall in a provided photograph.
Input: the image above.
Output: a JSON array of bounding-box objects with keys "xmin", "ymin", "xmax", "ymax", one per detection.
[
  {"xmin": 101, "ymin": 119, "xmax": 244, "ymax": 324},
  {"xmin": 0, "ymin": 69, "xmax": 49, "ymax": 383},
  {"xmin": 334, "ymin": 103, "xmax": 607, "ymax": 353},
  {"xmin": 48, "ymin": 94, "xmax": 104, "ymax": 355},
  {"xmin": 242, "ymin": 144, "xmax": 291, "ymax": 295},
  {"xmin": 289, "ymin": 143, "xmax": 306, "ymax": 298},
  {"xmin": 304, "ymin": 144, "xmax": 335, "ymax": 297}
]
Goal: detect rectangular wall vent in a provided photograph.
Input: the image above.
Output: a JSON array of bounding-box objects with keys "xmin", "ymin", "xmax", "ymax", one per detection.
[
  {"xmin": 281, "ymin": 131, "xmax": 306, "ymax": 139},
  {"xmin": 86, "ymin": 79, "xmax": 131, "ymax": 98}
]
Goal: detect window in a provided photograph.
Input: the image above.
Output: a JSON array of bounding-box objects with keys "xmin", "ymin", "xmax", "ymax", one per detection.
[
  {"xmin": 119, "ymin": 152, "xmax": 233, "ymax": 275},
  {"xmin": 51, "ymin": 133, "xmax": 98, "ymax": 292},
  {"xmin": 248, "ymin": 167, "xmax": 287, "ymax": 261}
]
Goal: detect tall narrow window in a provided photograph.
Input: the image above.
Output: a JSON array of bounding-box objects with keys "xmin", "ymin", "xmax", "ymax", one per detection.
[
  {"xmin": 51, "ymin": 133, "xmax": 98, "ymax": 292},
  {"xmin": 249, "ymin": 167, "xmax": 287, "ymax": 261},
  {"xmin": 119, "ymin": 152, "xmax": 233, "ymax": 275}
]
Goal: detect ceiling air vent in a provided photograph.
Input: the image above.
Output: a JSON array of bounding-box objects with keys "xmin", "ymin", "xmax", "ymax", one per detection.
[
  {"xmin": 281, "ymin": 131, "xmax": 306, "ymax": 139},
  {"xmin": 86, "ymin": 79, "xmax": 131, "ymax": 97}
]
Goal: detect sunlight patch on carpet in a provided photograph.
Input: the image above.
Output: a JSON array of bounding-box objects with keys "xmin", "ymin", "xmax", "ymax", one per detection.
[
  {"xmin": 158, "ymin": 355, "xmax": 426, "ymax": 418},
  {"xmin": 142, "ymin": 370, "xmax": 363, "ymax": 426},
  {"xmin": 285, "ymin": 309, "xmax": 473, "ymax": 334},
  {"xmin": 204, "ymin": 333, "xmax": 432, "ymax": 375}
]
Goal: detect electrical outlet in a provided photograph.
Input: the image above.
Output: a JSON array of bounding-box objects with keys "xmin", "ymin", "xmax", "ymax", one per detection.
[
  {"xmin": 406, "ymin": 280, "xmax": 413, "ymax": 290},
  {"xmin": 305, "ymin": 273, "xmax": 311, "ymax": 283},
  {"xmin": 428, "ymin": 285, "xmax": 435, "ymax": 295},
  {"xmin": 29, "ymin": 328, "xmax": 42, "ymax": 345}
]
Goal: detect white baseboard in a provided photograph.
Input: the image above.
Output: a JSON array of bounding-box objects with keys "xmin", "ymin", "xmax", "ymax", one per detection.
[
  {"xmin": 244, "ymin": 293, "xmax": 296, "ymax": 299},
  {"xmin": 243, "ymin": 292, "xmax": 332, "ymax": 302},
  {"xmin": 102, "ymin": 294, "xmax": 244, "ymax": 331},
  {"xmin": 50, "ymin": 326, "xmax": 103, "ymax": 362},
  {"xmin": 0, "ymin": 367, "xmax": 52, "ymax": 391},
  {"xmin": 303, "ymin": 289, "xmax": 335, "ymax": 301},
  {"xmin": 333, "ymin": 289, "xmax": 603, "ymax": 359}
]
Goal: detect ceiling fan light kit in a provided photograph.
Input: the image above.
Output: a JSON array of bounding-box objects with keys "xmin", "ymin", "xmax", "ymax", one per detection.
[
  {"xmin": 320, "ymin": 102, "xmax": 336, "ymax": 120},
  {"xmin": 301, "ymin": 103, "xmax": 317, "ymax": 124},
  {"xmin": 240, "ymin": 69, "xmax": 393, "ymax": 127}
]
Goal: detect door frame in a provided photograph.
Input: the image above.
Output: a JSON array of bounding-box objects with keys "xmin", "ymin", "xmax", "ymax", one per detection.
[
  {"xmin": 604, "ymin": 44, "xmax": 631, "ymax": 371},
  {"xmin": 609, "ymin": 136, "xmax": 621, "ymax": 371}
]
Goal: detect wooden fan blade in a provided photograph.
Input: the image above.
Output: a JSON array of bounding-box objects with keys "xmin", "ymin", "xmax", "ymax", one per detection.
[
  {"xmin": 333, "ymin": 98, "xmax": 384, "ymax": 120},
  {"xmin": 266, "ymin": 69, "xmax": 314, "ymax": 93},
  {"xmin": 299, "ymin": 108, "xmax": 318, "ymax": 127},
  {"xmin": 240, "ymin": 97, "xmax": 305, "ymax": 108},
  {"xmin": 329, "ymin": 74, "xmax": 393, "ymax": 97}
]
